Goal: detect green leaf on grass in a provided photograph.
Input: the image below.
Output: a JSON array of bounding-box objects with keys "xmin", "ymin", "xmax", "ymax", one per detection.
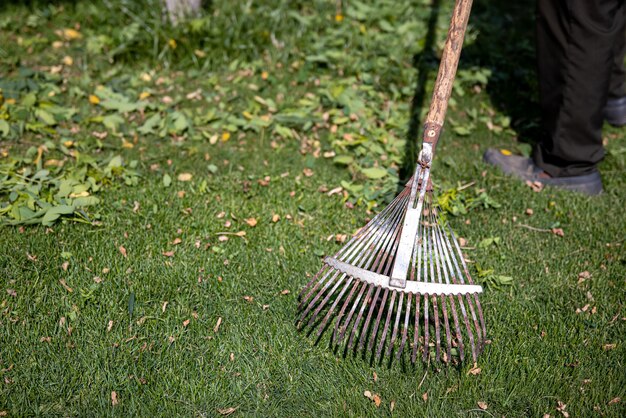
[{"xmin": 361, "ymin": 167, "xmax": 387, "ymax": 179}]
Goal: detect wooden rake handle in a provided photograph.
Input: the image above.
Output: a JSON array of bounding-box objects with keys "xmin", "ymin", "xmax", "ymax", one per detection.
[{"xmin": 422, "ymin": 0, "xmax": 473, "ymax": 148}]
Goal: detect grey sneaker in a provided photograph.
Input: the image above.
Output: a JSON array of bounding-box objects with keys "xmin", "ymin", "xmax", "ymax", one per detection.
[
  {"xmin": 483, "ymin": 148, "xmax": 603, "ymax": 196},
  {"xmin": 605, "ymin": 96, "xmax": 626, "ymax": 127}
]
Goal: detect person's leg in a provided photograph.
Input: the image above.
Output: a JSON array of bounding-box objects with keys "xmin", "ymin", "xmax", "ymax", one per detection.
[
  {"xmin": 533, "ymin": 0, "xmax": 624, "ymax": 177},
  {"xmin": 608, "ymin": 5, "xmax": 625, "ymax": 99}
]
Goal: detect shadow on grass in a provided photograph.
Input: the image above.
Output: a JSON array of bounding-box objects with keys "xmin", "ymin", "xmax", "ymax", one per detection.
[{"xmin": 400, "ymin": 0, "xmax": 539, "ymax": 187}]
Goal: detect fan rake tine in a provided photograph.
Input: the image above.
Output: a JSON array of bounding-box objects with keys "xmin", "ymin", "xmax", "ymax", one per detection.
[
  {"xmin": 386, "ymin": 291, "xmax": 404, "ymax": 359},
  {"xmin": 412, "ymin": 294, "xmax": 421, "ymax": 363},
  {"xmin": 331, "ymin": 279, "xmax": 362, "ymax": 343},
  {"xmin": 430, "ymin": 208, "xmax": 453, "ymax": 363},
  {"xmin": 366, "ymin": 288, "xmax": 389, "ymax": 356},
  {"xmin": 335, "ymin": 281, "xmax": 368, "ymax": 347},
  {"xmin": 397, "ymin": 292, "xmax": 411, "ymax": 361},
  {"xmin": 347, "ymin": 284, "xmax": 374, "ymax": 350},
  {"xmin": 375, "ymin": 290, "xmax": 397, "ymax": 363}
]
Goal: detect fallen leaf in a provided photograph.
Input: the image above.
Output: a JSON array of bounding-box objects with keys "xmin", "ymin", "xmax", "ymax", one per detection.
[
  {"xmin": 372, "ymin": 394, "xmax": 382, "ymax": 407},
  {"xmin": 172, "ymin": 238, "xmax": 182, "ymax": 245},
  {"xmin": 243, "ymin": 296, "xmax": 254, "ymax": 302},
  {"xmin": 467, "ymin": 363, "xmax": 481, "ymax": 375},
  {"xmin": 477, "ymin": 401, "xmax": 488, "ymax": 410},
  {"xmin": 577, "ymin": 271, "xmax": 591, "ymax": 284},
  {"xmin": 89, "ymin": 94, "xmax": 100, "ymax": 104},
  {"xmin": 280, "ymin": 289, "xmax": 290, "ymax": 295},
  {"xmin": 608, "ymin": 397, "xmax": 621, "ymax": 405},
  {"xmin": 107, "ymin": 320, "xmax": 113, "ymax": 332},
  {"xmin": 183, "ymin": 319, "xmax": 190, "ymax": 327},
  {"xmin": 390, "ymin": 400, "xmax": 395, "ymax": 412},
  {"xmin": 229, "ymin": 352, "xmax": 235, "ymax": 361},
  {"xmin": 59, "ymin": 279, "xmax": 73, "ymax": 293},
  {"xmin": 525, "ymin": 180, "xmax": 544, "ymax": 192},
  {"xmin": 217, "ymin": 407, "xmax": 238, "ymax": 416},
  {"xmin": 40, "ymin": 336, "xmax": 51, "ymax": 343},
  {"xmin": 551, "ymin": 228, "xmax": 564, "ymax": 237},
  {"xmin": 162, "ymin": 251, "xmax": 175, "ymax": 257},
  {"xmin": 178, "ymin": 173, "xmax": 193, "ymax": 182},
  {"xmin": 6, "ymin": 289, "xmax": 16, "ymax": 297},
  {"xmin": 217, "ymin": 211, "xmax": 226, "ymax": 218},
  {"xmin": 603, "ymin": 343, "xmax": 616, "ymax": 350},
  {"xmin": 111, "ymin": 391, "xmax": 118, "ymax": 406},
  {"xmin": 214, "ymin": 317, "xmax": 222, "ymax": 333},
  {"xmin": 422, "ymin": 392, "xmax": 428, "ymax": 402},
  {"xmin": 119, "ymin": 246, "xmax": 127, "ymax": 257},
  {"xmin": 373, "ymin": 371, "xmax": 378, "ymax": 382},
  {"xmin": 364, "ymin": 390, "xmax": 372, "ymax": 399},
  {"xmin": 303, "ymin": 168, "xmax": 314, "ymax": 177},
  {"xmin": 245, "ymin": 218, "xmax": 258, "ymax": 227},
  {"xmin": 525, "ymin": 208, "xmax": 534, "ymax": 216},
  {"xmin": 162, "ymin": 301, "xmax": 168, "ymax": 313},
  {"xmin": 234, "ymin": 231, "xmax": 246, "ymax": 237},
  {"xmin": 272, "ymin": 214, "xmax": 280, "ymax": 223},
  {"xmin": 556, "ymin": 400, "xmax": 569, "ymax": 417},
  {"xmin": 218, "ymin": 236, "xmax": 229, "ymax": 242}
]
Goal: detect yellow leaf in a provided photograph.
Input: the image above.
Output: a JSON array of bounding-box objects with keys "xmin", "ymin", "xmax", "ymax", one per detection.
[
  {"xmin": 242, "ymin": 111, "xmax": 253, "ymax": 120},
  {"xmin": 168, "ymin": 38, "xmax": 177, "ymax": 49},
  {"xmin": 235, "ymin": 231, "xmax": 246, "ymax": 237},
  {"xmin": 62, "ymin": 56, "xmax": 73, "ymax": 66},
  {"xmin": 261, "ymin": 71, "xmax": 269, "ymax": 80},
  {"xmin": 178, "ymin": 173, "xmax": 193, "ymax": 182},
  {"xmin": 221, "ymin": 131, "xmax": 231, "ymax": 142},
  {"xmin": 121, "ymin": 139, "xmax": 134, "ymax": 149},
  {"xmin": 500, "ymin": 149, "xmax": 512, "ymax": 156},
  {"xmin": 139, "ymin": 91, "xmax": 151, "ymax": 100},
  {"xmin": 245, "ymin": 218, "xmax": 258, "ymax": 227},
  {"xmin": 69, "ymin": 191, "xmax": 90, "ymax": 198},
  {"xmin": 89, "ymin": 95, "xmax": 100, "ymax": 105},
  {"xmin": 335, "ymin": 14, "xmax": 344, "ymax": 22},
  {"xmin": 52, "ymin": 41, "xmax": 64, "ymax": 49},
  {"xmin": 62, "ymin": 28, "xmax": 82, "ymax": 40},
  {"xmin": 194, "ymin": 49, "xmax": 206, "ymax": 58}
]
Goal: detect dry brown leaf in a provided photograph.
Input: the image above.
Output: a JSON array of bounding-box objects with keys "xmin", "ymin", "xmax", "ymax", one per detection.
[
  {"xmin": 303, "ymin": 168, "xmax": 314, "ymax": 177},
  {"xmin": 61, "ymin": 261, "xmax": 69, "ymax": 271},
  {"xmin": 214, "ymin": 317, "xmax": 223, "ymax": 333},
  {"xmin": 258, "ymin": 176, "xmax": 270, "ymax": 186},
  {"xmin": 390, "ymin": 400, "xmax": 395, "ymax": 412},
  {"xmin": 59, "ymin": 279, "xmax": 73, "ymax": 293},
  {"xmin": 243, "ymin": 296, "xmax": 254, "ymax": 303},
  {"xmin": 234, "ymin": 231, "xmax": 246, "ymax": 237},
  {"xmin": 556, "ymin": 400, "xmax": 569, "ymax": 417},
  {"xmin": 477, "ymin": 401, "xmax": 488, "ymax": 410},
  {"xmin": 372, "ymin": 394, "xmax": 382, "ymax": 408},
  {"xmin": 0, "ymin": 410, "xmax": 7, "ymax": 416},
  {"xmin": 162, "ymin": 301, "xmax": 168, "ymax": 313},
  {"xmin": 119, "ymin": 246, "xmax": 127, "ymax": 257},
  {"xmin": 217, "ymin": 211, "xmax": 226, "ymax": 218},
  {"xmin": 172, "ymin": 238, "xmax": 182, "ymax": 245},
  {"xmin": 373, "ymin": 371, "xmax": 378, "ymax": 382},
  {"xmin": 162, "ymin": 251, "xmax": 175, "ymax": 257},
  {"xmin": 40, "ymin": 336, "xmax": 51, "ymax": 343},
  {"xmin": 467, "ymin": 363, "xmax": 481, "ymax": 375},
  {"xmin": 422, "ymin": 392, "xmax": 428, "ymax": 402},
  {"xmin": 111, "ymin": 391, "xmax": 119, "ymax": 406},
  {"xmin": 183, "ymin": 319, "xmax": 190, "ymax": 327},
  {"xmin": 608, "ymin": 397, "xmax": 621, "ymax": 405},
  {"xmin": 177, "ymin": 172, "xmax": 193, "ymax": 182},
  {"xmin": 272, "ymin": 214, "xmax": 280, "ymax": 223},
  {"xmin": 327, "ymin": 186, "xmax": 343, "ymax": 196},
  {"xmin": 526, "ymin": 180, "xmax": 544, "ymax": 192},
  {"xmin": 525, "ymin": 208, "xmax": 534, "ymax": 216},
  {"xmin": 107, "ymin": 320, "xmax": 113, "ymax": 332},
  {"xmin": 603, "ymin": 343, "xmax": 616, "ymax": 351},
  {"xmin": 229, "ymin": 352, "xmax": 235, "ymax": 362},
  {"xmin": 551, "ymin": 228, "xmax": 564, "ymax": 237},
  {"xmin": 364, "ymin": 390, "xmax": 372, "ymax": 399},
  {"xmin": 245, "ymin": 218, "xmax": 258, "ymax": 227},
  {"xmin": 6, "ymin": 289, "xmax": 16, "ymax": 297},
  {"xmin": 217, "ymin": 407, "xmax": 238, "ymax": 416},
  {"xmin": 218, "ymin": 236, "xmax": 229, "ymax": 242}
]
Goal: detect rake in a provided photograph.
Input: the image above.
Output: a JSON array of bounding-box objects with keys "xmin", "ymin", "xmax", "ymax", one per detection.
[{"xmin": 297, "ymin": 0, "xmax": 486, "ymax": 365}]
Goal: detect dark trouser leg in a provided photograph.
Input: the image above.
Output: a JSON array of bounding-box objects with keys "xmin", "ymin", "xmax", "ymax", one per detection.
[
  {"xmin": 609, "ymin": 5, "xmax": 626, "ymax": 99},
  {"xmin": 534, "ymin": 0, "xmax": 625, "ymax": 177}
]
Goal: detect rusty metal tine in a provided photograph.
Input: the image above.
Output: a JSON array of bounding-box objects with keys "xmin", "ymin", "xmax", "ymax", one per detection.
[
  {"xmin": 299, "ymin": 265, "xmax": 334, "ymax": 310},
  {"xmin": 429, "ymin": 205, "xmax": 452, "ymax": 362},
  {"xmin": 347, "ymin": 284, "xmax": 374, "ymax": 350},
  {"xmin": 422, "ymin": 222, "xmax": 430, "ymax": 363},
  {"xmin": 336, "ymin": 281, "xmax": 368, "ymax": 346},
  {"xmin": 432, "ymin": 219, "xmax": 467, "ymax": 360},
  {"xmin": 299, "ymin": 269, "xmax": 342, "ymax": 324},
  {"xmin": 356, "ymin": 285, "xmax": 382, "ymax": 352},
  {"xmin": 306, "ymin": 274, "xmax": 349, "ymax": 329},
  {"xmin": 447, "ymin": 225, "xmax": 486, "ymax": 349},
  {"xmin": 375, "ymin": 290, "xmax": 397, "ymax": 362},
  {"xmin": 366, "ymin": 288, "xmax": 389, "ymax": 355},
  {"xmin": 397, "ymin": 292, "xmax": 412, "ymax": 360},
  {"xmin": 412, "ymin": 294, "xmax": 421, "ymax": 363},
  {"xmin": 438, "ymin": 223, "xmax": 478, "ymax": 360},
  {"xmin": 331, "ymin": 279, "xmax": 362, "ymax": 342},
  {"xmin": 316, "ymin": 276, "xmax": 356, "ymax": 338},
  {"xmin": 426, "ymin": 222, "xmax": 441, "ymax": 363},
  {"xmin": 387, "ymin": 291, "xmax": 404, "ymax": 359}
]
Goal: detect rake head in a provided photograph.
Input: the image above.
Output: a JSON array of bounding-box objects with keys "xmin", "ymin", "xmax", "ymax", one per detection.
[{"xmin": 297, "ymin": 164, "xmax": 486, "ymax": 366}]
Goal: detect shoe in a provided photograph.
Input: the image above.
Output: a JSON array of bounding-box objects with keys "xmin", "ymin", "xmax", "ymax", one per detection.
[
  {"xmin": 604, "ymin": 96, "xmax": 626, "ymax": 127},
  {"xmin": 483, "ymin": 148, "xmax": 603, "ymax": 196}
]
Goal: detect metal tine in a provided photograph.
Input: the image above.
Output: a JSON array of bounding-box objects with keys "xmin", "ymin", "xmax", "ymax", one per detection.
[
  {"xmin": 346, "ymin": 284, "xmax": 374, "ymax": 350},
  {"xmin": 364, "ymin": 288, "xmax": 389, "ymax": 354},
  {"xmin": 386, "ymin": 290, "xmax": 404, "ymax": 359},
  {"xmin": 334, "ymin": 281, "xmax": 368, "ymax": 345},
  {"xmin": 429, "ymin": 204, "xmax": 453, "ymax": 363},
  {"xmin": 446, "ymin": 226, "xmax": 486, "ymax": 352},
  {"xmin": 330, "ymin": 279, "xmax": 362, "ymax": 342},
  {"xmin": 397, "ymin": 292, "xmax": 412, "ymax": 360},
  {"xmin": 375, "ymin": 290, "xmax": 397, "ymax": 362},
  {"xmin": 298, "ymin": 265, "xmax": 338, "ymax": 311},
  {"xmin": 314, "ymin": 201, "xmax": 406, "ymax": 337},
  {"xmin": 352, "ymin": 192, "xmax": 414, "ymax": 353},
  {"xmin": 334, "ymin": 187, "xmax": 410, "ymax": 262},
  {"xmin": 432, "ymin": 215, "xmax": 470, "ymax": 361},
  {"xmin": 298, "ymin": 269, "xmax": 342, "ymax": 325},
  {"xmin": 422, "ymin": 223, "xmax": 430, "ymax": 363},
  {"xmin": 426, "ymin": 214, "xmax": 441, "ymax": 363},
  {"xmin": 412, "ymin": 218, "xmax": 425, "ymax": 363},
  {"xmin": 302, "ymin": 188, "xmax": 410, "ymax": 337},
  {"xmin": 332, "ymin": 186, "xmax": 410, "ymax": 261}
]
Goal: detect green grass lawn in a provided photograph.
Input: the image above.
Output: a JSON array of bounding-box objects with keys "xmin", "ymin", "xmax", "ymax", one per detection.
[{"xmin": 1, "ymin": 1, "xmax": 625, "ymax": 416}]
